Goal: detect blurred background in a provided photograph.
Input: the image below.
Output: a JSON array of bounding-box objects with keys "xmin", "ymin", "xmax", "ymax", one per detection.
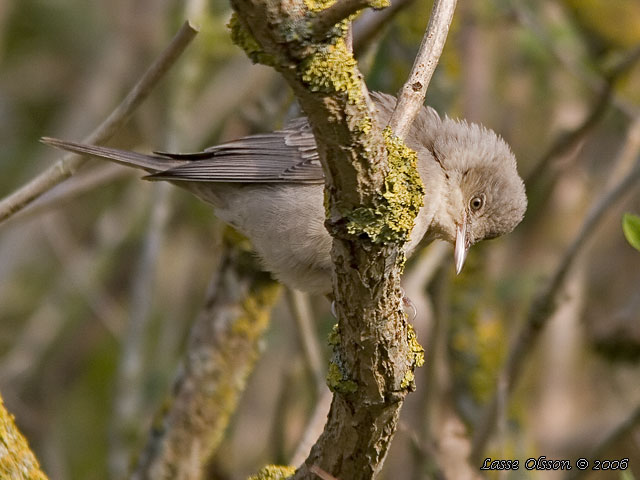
[{"xmin": 1, "ymin": 0, "xmax": 639, "ymax": 479}]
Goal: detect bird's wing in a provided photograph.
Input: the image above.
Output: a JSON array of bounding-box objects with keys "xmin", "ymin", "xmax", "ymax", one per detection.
[{"xmin": 148, "ymin": 119, "xmax": 324, "ymax": 184}]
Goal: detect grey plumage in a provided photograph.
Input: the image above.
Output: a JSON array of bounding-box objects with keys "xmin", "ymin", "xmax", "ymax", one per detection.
[{"xmin": 41, "ymin": 92, "xmax": 527, "ymax": 294}]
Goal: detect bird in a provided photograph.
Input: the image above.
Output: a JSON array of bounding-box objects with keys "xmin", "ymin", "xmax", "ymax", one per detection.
[{"xmin": 41, "ymin": 92, "xmax": 527, "ymax": 296}]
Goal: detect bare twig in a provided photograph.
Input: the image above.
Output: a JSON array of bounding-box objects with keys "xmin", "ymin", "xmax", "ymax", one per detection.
[
  {"xmin": 525, "ymin": 43, "xmax": 640, "ymax": 189},
  {"xmin": 110, "ymin": 183, "xmax": 172, "ymax": 479},
  {"xmin": 525, "ymin": 81, "xmax": 613, "ymax": 188},
  {"xmin": 309, "ymin": 465, "xmax": 339, "ymax": 480},
  {"xmin": 471, "ymin": 146, "xmax": 640, "ymax": 462},
  {"xmin": 352, "ymin": 0, "xmax": 416, "ymax": 58},
  {"xmin": 0, "ymin": 21, "xmax": 198, "ymax": 225},
  {"xmin": 387, "ymin": 0, "xmax": 457, "ymax": 139},
  {"xmin": 290, "ymin": 388, "xmax": 333, "ymax": 467},
  {"xmin": 7, "ymin": 164, "xmax": 132, "ymax": 224},
  {"xmin": 286, "ymin": 288, "xmax": 326, "ymax": 392},
  {"xmin": 513, "ymin": 4, "xmax": 639, "ymax": 119},
  {"xmin": 311, "ymin": 0, "xmax": 374, "ymax": 40}
]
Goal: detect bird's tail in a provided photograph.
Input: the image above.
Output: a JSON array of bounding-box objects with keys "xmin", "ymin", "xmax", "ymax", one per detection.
[{"xmin": 40, "ymin": 137, "xmax": 185, "ymax": 173}]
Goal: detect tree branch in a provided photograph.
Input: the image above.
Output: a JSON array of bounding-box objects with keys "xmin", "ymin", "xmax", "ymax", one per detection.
[
  {"xmin": 0, "ymin": 394, "xmax": 48, "ymax": 479},
  {"xmin": 387, "ymin": 0, "xmax": 457, "ymax": 139},
  {"xmin": 230, "ymin": 0, "xmax": 455, "ymax": 478},
  {"xmin": 311, "ymin": 0, "xmax": 378, "ymax": 41},
  {"xmin": 0, "ymin": 21, "xmax": 198, "ymax": 226},
  {"xmin": 132, "ymin": 233, "xmax": 281, "ymax": 479}
]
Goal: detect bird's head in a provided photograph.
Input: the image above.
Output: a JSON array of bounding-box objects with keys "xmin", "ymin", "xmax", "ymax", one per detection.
[{"xmin": 430, "ymin": 117, "xmax": 527, "ymax": 273}]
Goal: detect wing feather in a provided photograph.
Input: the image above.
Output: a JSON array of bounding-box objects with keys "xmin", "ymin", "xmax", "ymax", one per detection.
[{"xmin": 148, "ymin": 121, "xmax": 324, "ymax": 183}]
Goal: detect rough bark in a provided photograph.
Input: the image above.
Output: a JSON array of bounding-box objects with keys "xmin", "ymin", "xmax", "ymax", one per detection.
[{"xmin": 228, "ymin": 1, "xmax": 444, "ymax": 478}]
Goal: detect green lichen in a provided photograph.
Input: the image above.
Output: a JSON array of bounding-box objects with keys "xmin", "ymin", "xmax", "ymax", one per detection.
[
  {"xmin": 299, "ymin": 37, "xmax": 362, "ymax": 103},
  {"xmin": 248, "ymin": 464, "xmax": 296, "ymax": 480},
  {"xmin": 344, "ymin": 128, "xmax": 425, "ymax": 244},
  {"xmin": 327, "ymin": 361, "xmax": 358, "ymax": 394},
  {"xmin": 228, "ymin": 13, "xmax": 276, "ymax": 66}
]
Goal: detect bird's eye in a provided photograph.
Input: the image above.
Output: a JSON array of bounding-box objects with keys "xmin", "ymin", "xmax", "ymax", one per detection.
[{"xmin": 470, "ymin": 194, "xmax": 484, "ymax": 211}]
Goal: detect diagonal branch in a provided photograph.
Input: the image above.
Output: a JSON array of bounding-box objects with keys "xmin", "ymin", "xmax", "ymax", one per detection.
[
  {"xmin": 311, "ymin": 0, "xmax": 379, "ymax": 40},
  {"xmin": 0, "ymin": 21, "xmax": 198, "ymax": 226},
  {"xmin": 387, "ymin": 0, "xmax": 457, "ymax": 140}
]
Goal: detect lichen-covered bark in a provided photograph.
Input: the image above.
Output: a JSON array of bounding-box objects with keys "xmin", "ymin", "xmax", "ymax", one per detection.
[
  {"xmin": 132, "ymin": 231, "xmax": 281, "ymax": 480},
  {"xmin": 228, "ymin": 1, "xmax": 425, "ymax": 478},
  {"xmin": 0, "ymin": 394, "xmax": 48, "ymax": 480}
]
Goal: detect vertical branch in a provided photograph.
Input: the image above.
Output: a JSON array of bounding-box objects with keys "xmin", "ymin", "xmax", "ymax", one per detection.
[
  {"xmin": 110, "ymin": 183, "xmax": 172, "ymax": 479},
  {"xmin": 229, "ymin": 0, "xmax": 457, "ymax": 478}
]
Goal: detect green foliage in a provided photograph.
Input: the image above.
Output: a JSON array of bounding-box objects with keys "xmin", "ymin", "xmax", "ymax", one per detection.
[{"xmin": 622, "ymin": 213, "xmax": 640, "ymax": 251}]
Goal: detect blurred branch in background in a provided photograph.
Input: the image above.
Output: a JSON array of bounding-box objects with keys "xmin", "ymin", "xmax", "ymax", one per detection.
[
  {"xmin": 471, "ymin": 115, "xmax": 640, "ymax": 462},
  {"xmin": 286, "ymin": 289, "xmax": 325, "ymax": 394},
  {"xmin": 132, "ymin": 231, "xmax": 280, "ymax": 480},
  {"xmin": 526, "ymin": 41, "xmax": 640, "ymax": 191},
  {"xmin": 109, "ymin": 183, "xmax": 172, "ymax": 479},
  {"xmin": 513, "ymin": 3, "xmax": 640, "ymax": 119},
  {"xmin": 352, "ymin": 0, "xmax": 415, "ymax": 59},
  {"xmin": 567, "ymin": 403, "xmax": 640, "ymax": 480},
  {"xmin": 0, "ymin": 21, "xmax": 198, "ymax": 225}
]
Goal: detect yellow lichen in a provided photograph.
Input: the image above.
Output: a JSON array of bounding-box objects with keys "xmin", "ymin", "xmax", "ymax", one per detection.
[
  {"xmin": 299, "ymin": 37, "xmax": 362, "ymax": 103},
  {"xmin": 345, "ymin": 128, "xmax": 425, "ymax": 245},
  {"xmin": 401, "ymin": 324, "xmax": 425, "ymax": 390},
  {"xmin": 0, "ymin": 395, "xmax": 47, "ymax": 480},
  {"xmin": 327, "ymin": 323, "xmax": 340, "ymax": 346},
  {"xmin": 326, "ymin": 361, "xmax": 358, "ymax": 394},
  {"xmin": 304, "ymin": 0, "xmax": 337, "ymax": 12},
  {"xmin": 248, "ymin": 464, "xmax": 296, "ymax": 480},
  {"xmin": 407, "ymin": 324, "xmax": 425, "ymax": 368},
  {"xmin": 400, "ymin": 370, "xmax": 415, "ymax": 389},
  {"xmin": 228, "ymin": 13, "xmax": 276, "ymax": 66}
]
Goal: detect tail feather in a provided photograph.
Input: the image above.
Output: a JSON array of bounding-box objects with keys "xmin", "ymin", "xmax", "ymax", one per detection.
[{"xmin": 40, "ymin": 137, "xmax": 186, "ymax": 173}]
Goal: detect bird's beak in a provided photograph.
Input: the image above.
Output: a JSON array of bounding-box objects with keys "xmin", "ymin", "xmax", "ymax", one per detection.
[{"xmin": 454, "ymin": 217, "xmax": 470, "ymax": 275}]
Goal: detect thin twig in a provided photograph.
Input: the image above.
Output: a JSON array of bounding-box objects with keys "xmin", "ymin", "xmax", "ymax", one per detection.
[
  {"xmin": 513, "ymin": 4, "xmax": 639, "ymax": 119},
  {"xmin": 387, "ymin": 0, "xmax": 457, "ymax": 140},
  {"xmin": 471, "ymin": 149, "xmax": 640, "ymax": 462},
  {"xmin": 286, "ymin": 288, "xmax": 326, "ymax": 392},
  {"xmin": 290, "ymin": 388, "xmax": 333, "ymax": 467},
  {"xmin": 352, "ymin": 0, "xmax": 416, "ymax": 58},
  {"xmin": 0, "ymin": 21, "xmax": 198, "ymax": 225},
  {"xmin": 525, "ymin": 43, "xmax": 640, "ymax": 188},
  {"xmin": 8, "ymin": 164, "xmax": 131, "ymax": 224},
  {"xmin": 110, "ymin": 183, "xmax": 172, "ymax": 480},
  {"xmin": 311, "ymin": 0, "xmax": 372, "ymax": 40},
  {"xmin": 565, "ymin": 404, "xmax": 640, "ymax": 480}
]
